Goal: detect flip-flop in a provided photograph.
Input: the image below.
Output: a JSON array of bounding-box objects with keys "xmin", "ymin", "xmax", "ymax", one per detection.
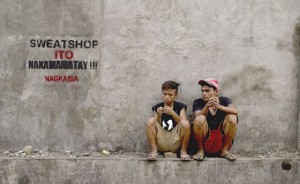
[
  {"xmin": 180, "ymin": 155, "xmax": 192, "ymax": 161},
  {"xmin": 221, "ymin": 153, "xmax": 237, "ymax": 161},
  {"xmin": 147, "ymin": 153, "xmax": 158, "ymax": 161},
  {"xmin": 193, "ymin": 154, "xmax": 204, "ymax": 161}
]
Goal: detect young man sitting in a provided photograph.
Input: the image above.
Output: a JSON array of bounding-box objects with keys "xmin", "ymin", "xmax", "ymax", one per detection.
[
  {"xmin": 146, "ymin": 81, "xmax": 191, "ymax": 161},
  {"xmin": 192, "ymin": 78, "xmax": 238, "ymax": 161}
]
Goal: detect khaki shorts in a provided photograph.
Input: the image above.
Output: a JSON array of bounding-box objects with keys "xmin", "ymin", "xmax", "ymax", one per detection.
[{"xmin": 156, "ymin": 122, "xmax": 181, "ymax": 152}]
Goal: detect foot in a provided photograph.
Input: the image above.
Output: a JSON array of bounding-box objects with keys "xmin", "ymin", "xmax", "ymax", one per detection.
[
  {"xmin": 180, "ymin": 150, "xmax": 191, "ymax": 161},
  {"xmin": 193, "ymin": 151, "xmax": 205, "ymax": 161},
  {"xmin": 180, "ymin": 154, "xmax": 192, "ymax": 161},
  {"xmin": 147, "ymin": 153, "xmax": 158, "ymax": 161},
  {"xmin": 220, "ymin": 152, "xmax": 236, "ymax": 161}
]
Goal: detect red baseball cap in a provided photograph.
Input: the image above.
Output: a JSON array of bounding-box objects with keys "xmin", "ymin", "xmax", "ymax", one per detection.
[{"xmin": 198, "ymin": 78, "xmax": 220, "ymax": 90}]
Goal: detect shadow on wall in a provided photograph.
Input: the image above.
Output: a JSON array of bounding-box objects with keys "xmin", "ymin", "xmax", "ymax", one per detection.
[
  {"xmin": 221, "ymin": 65, "xmax": 274, "ymax": 105},
  {"xmin": 293, "ymin": 18, "xmax": 300, "ymax": 149},
  {"xmin": 292, "ymin": 18, "xmax": 300, "ymax": 63}
]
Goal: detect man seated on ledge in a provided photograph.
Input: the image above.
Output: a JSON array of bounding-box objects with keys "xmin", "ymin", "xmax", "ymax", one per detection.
[
  {"xmin": 192, "ymin": 78, "xmax": 238, "ymax": 161},
  {"xmin": 146, "ymin": 81, "xmax": 191, "ymax": 161}
]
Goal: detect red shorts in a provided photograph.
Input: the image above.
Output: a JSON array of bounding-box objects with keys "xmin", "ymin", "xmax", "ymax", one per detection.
[{"xmin": 203, "ymin": 124, "xmax": 232, "ymax": 154}]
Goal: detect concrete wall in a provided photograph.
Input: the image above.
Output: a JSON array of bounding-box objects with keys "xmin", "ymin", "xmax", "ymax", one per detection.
[
  {"xmin": 0, "ymin": 157, "xmax": 299, "ymax": 184},
  {"xmin": 0, "ymin": 0, "xmax": 300, "ymax": 152}
]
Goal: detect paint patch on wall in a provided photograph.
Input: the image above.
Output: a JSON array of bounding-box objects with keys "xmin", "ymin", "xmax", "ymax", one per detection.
[
  {"xmin": 292, "ymin": 18, "xmax": 300, "ymax": 63},
  {"xmin": 222, "ymin": 65, "xmax": 274, "ymax": 105}
]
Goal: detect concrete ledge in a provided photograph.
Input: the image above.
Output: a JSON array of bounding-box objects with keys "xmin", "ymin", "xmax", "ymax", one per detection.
[{"xmin": 0, "ymin": 157, "xmax": 299, "ymax": 184}]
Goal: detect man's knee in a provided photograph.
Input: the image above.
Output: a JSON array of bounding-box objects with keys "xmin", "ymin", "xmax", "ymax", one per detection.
[
  {"xmin": 179, "ymin": 119, "xmax": 190, "ymax": 129},
  {"xmin": 146, "ymin": 117, "xmax": 156, "ymax": 127},
  {"xmin": 225, "ymin": 114, "xmax": 238, "ymax": 126},
  {"xmin": 193, "ymin": 115, "xmax": 207, "ymax": 128}
]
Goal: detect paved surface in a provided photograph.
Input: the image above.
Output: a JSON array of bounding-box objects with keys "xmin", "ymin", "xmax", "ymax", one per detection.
[{"xmin": 0, "ymin": 157, "xmax": 299, "ymax": 184}]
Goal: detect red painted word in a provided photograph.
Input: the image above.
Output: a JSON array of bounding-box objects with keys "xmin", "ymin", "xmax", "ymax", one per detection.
[
  {"xmin": 55, "ymin": 50, "xmax": 74, "ymax": 59},
  {"xmin": 45, "ymin": 75, "xmax": 79, "ymax": 82}
]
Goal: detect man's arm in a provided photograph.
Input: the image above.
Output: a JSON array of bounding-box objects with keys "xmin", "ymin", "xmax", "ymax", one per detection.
[
  {"xmin": 194, "ymin": 106, "xmax": 208, "ymax": 117},
  {"xmin": 216, "ymin": 104, "xmax": 238, "ymax": 115},
  {"xmin": 178, "ymin": 108, "xmax": 187, "ymax": 121},
  {"xmin": 154, "ymin": 107, "xmax": 163, "ymax": 123},
  {"xmin": 194, "ymin": 97, "xmax": 215, "ymax": 117},
  {"xmin": 163, "ymin": 106, "xmax": 186, "ymax": 124}
]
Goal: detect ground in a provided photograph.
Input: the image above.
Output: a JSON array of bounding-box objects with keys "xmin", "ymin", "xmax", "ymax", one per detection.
[{"xmin": 1, "ymin": 149, "xmax": 300, "ymax": 159}]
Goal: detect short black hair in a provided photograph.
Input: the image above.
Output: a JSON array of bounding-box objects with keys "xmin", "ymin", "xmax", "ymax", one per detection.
[{"xmin": 162, "ymin": 81, "xmax": 180, "ymax": 94}]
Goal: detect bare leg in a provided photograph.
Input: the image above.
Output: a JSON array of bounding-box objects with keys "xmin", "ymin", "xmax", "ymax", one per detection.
[
  {"xmin": 221, "ymin": 114, "xmax": 238, "ymax": 156},
  {"xmin": 178, "ymin": 119, "xmax": 191, "ymax": 155},
  {"xmin": 193, "ymin": 115, "xmax": 208, "ymax": 156},
  {"xmin": 146, "ymin": 117, "xmax": 158, "ymax": 154}
]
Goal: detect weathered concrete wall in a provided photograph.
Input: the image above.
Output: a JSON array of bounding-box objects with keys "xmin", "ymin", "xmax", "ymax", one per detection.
[
  {"xmin": 296, "ymin": 19, "xmax": 300, "ymax": 149},
  {"xmin": 0, "ymin": 0, "xmax": 300, "ymax": 152},
  {"xmin": 0, "ymin": 158, "xmax": 299, "ymax": 184}
]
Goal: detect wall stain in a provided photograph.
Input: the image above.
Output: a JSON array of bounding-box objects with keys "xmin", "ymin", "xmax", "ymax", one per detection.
[
  {"xmin": 222, "ymin": 65, "xmax": 274, "ymax": 105},
  {"xmin": 44, "ymin": 110, "xmax": 55, "ymax": 148},
  {"xmin": 61, "ymin": 1, "xmax": 94, "ymax": 37},
  {"xmin": 293, "ymin": 17, "xmax": 300, "ymax": 149},
  {"xmin": 292, "ymin": 18, "xmax": 300, "ymax": 63},
  {"xmin": 66, "ymin": 108, "xmax": 85, "ymax": 136},
  {"xmin": 7, "ymin": 42, "xmax": 28, "ymax": 95},
  {"xmin": 276, "ymin": 39, "xmax": 288, "ymax": 51},
  {"xmin": 18, "ymin": 175, "xmax": 29, "ymax": 184}
]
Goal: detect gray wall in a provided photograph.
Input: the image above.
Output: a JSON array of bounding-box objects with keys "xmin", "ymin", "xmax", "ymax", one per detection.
[{"xmin": 0, "ymin": 0, "xmax": 300, "ymax": 152}]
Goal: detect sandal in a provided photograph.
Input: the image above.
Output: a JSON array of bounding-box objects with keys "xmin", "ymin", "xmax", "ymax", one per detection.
[
  {"xmin": 180, "ymin": 154, "xmax": 192, "ymax": 161},
  {"xmin": 193, "ymin": 153, "xmax": 204, "ymax": 161},
  {"xmin": 147, "ymin": 153, "xmax": 158, "ymax": 161},
  {"xmin": 221, "ymin": 153, "xmax": 237, "ymax": 161}
]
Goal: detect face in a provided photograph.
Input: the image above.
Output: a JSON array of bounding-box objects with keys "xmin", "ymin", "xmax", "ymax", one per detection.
[
  {"xmin": 201, "ymin": 85, "xmax": 218, "ymax": 101},
  {"xmin": 162, "ymin": 88, "xmax": 177, "ymax": 105}
]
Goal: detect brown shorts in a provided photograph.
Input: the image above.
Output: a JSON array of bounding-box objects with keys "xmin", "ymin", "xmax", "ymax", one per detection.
[{"xmin": 156, "ymin": 122, "xmax": 181, "ymax": 152}]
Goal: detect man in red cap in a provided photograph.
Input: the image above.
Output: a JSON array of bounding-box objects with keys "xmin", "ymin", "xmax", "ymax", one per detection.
[{"xmin": 192, "ymin": 78, "xmax": 238, "ymax": 161}]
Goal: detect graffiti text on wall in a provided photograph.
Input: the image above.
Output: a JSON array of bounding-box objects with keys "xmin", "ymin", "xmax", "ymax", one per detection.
[{"xmin": 28, "ymin": 39, "xmax": 99, "ymax": 82}]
